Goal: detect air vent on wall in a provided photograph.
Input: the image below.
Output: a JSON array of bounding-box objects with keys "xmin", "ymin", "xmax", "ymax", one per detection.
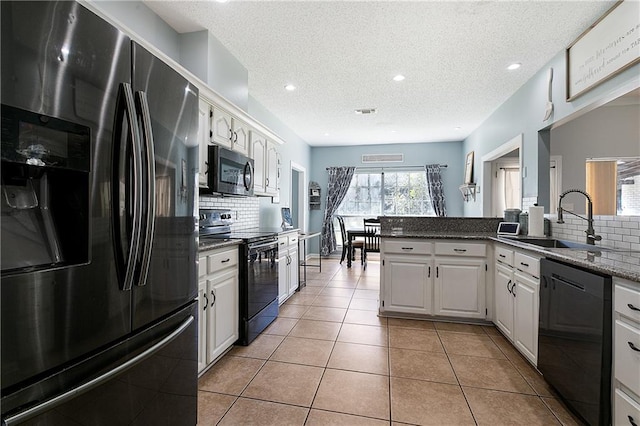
[{"xmin": 361, "ymin": 154, "xmax": 404, "ymax": 164}]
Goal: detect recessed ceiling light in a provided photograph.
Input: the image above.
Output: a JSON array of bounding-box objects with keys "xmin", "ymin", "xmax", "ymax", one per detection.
[
  {"xmin": 392, "ymin": 75, "xmax": 405, "ymax": 82},
  {"xmin": 454, "ymin": 126, "xmax": 462, "ymax": 131},
  {"xmin": 324, "ymin": 133, "xmax": 330, "ymax": 136},
  {"xmin": 284, "ymin": 84, "xmax": 296, "ymax": 91},
  {"xmin": 507, "ymin": 63, "xmax": 521, "ymax": 71}
]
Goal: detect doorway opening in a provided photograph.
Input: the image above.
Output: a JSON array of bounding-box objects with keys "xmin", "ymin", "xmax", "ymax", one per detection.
[{"xmin": 290, "ymin": 161, "xmax": 307, "ymax": 232}]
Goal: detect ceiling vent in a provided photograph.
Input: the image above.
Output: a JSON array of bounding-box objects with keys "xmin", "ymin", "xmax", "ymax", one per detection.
[
  {"xmin": 361, "ymin": 153, "xmax": 404, "ymax": 164},
  {"xmin": 354, "ymin": 108, "xmax": 377, "ymax": 115}
]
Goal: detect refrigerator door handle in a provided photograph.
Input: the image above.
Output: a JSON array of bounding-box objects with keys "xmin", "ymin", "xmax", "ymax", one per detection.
[
  {"xmin": 135, "ymin": 90, "xmax": 156, "ymax": 287},
  {"xmin": 113, "ymin": 82, "xmax": 143, "ymax": 291},
  {"xmin": 1, "ymin": 315, "xmax": 194, "ymax": 426}
]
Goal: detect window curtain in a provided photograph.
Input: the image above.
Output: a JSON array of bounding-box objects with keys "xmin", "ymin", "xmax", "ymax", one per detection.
[
  {"xmin": 321, "ymin": 166, "xmax": 355, "ymax": 256},
  {"xmin": 425, "ymin": 164, "xmax": 446, "ymax": 217},
  {"xmin": 503, "ymin": 168, "xmax": 521, "ymax": 210}
]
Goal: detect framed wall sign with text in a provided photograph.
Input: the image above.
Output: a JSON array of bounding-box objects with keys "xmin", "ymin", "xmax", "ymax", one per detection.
[{"xmin": 566, "ymin": 0, "xmax": 640, "ymax": 101}]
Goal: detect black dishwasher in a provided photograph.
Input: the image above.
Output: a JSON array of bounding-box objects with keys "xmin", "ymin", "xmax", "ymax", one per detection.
[{"xmin": 539, "ymin": 258, "xmax": 612, "ymax": 426}]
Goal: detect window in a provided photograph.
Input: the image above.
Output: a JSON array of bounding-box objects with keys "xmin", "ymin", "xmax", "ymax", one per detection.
[{"xmin": 336, "ymin": 170, "xmax": 435, "ymax": 218}]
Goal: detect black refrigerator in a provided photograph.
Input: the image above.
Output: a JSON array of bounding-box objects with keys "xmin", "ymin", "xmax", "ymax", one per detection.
[{"xmin": 1, "ymin": 2, "xmax": 199, "ymax": 424}]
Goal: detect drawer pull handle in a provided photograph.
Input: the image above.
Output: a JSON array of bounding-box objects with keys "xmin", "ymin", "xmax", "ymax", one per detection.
[
  {"xmin": 499, "ymin": 254, "xmax": 506, "ymax": 258},
  {"xmin": 629, "ymin": 415, "xmax": 638, "ymax": 426},
  {"xmin": 520, "ymin": 262, "xmax": 530, "ymax": 267},
  {"xmin": 221, "ymin": 258, "xmax": 231, "ymax": 263},
  {"xmin": 629, "ymin": 342, "xmax": 640, "ymax": 352},
  {"xmin": 401, "ymin": 247, "xmax": 414, "ymax": 250},
  {"xmin": 454, "ymin": 248, "xmax": 467, "ymax": 252},
  {"xmin": 628, "ymin": 303, "xmax": 640, "ymax": 312}
]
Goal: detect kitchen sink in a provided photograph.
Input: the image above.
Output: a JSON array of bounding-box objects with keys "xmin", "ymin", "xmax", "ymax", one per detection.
[{"xmin": 508, "ymin": 238, "xmax": 602, "ymax": 250}]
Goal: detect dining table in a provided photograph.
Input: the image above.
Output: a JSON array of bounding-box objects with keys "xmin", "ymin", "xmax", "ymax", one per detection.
[{"xmin": 346, "ymin": 228, "xmax": 379, "ymax": 268}]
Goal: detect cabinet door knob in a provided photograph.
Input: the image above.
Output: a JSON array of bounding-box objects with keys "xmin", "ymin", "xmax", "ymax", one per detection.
[
  {"xmin": 221, "ymin": 258, "xmax": 231, "ymax": 263},
  {"xmin": 629, "ymin": 415, "xmax": 638, "ymax": 426},
  {"xmin": 211, "ymin": 290, "xmax": 216, "ymax": 307},
  {"xmin": 499, "ymin": 254, "xmax": 506, "ymax": 258},
  {"xmin": 629, "ymin": 341, "xmax": 640, "ymax": 352},
  {"xmin": 507, "ymin": 280, "xmax": 513, "ymax": 294},
  {"xmin": 203, "ymin": 293, "xmax": 208, "ymax": 310},
  {"xmin": 520, "ymin": 262, "xmax": 529, "ymax": 267}
]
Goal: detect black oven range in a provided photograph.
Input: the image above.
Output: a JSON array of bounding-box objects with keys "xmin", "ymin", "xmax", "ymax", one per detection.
[{"xmin": 199, "ymin": 209, "xmax": 279, "ymax": 345}]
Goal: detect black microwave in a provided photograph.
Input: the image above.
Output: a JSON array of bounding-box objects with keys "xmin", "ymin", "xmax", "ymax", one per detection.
[{"xmin": 206, "ymin": 146, "xmax": 254, "ymax": 196}]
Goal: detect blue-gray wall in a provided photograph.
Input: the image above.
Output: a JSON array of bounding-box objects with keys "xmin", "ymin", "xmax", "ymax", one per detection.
[
  {"xmin": 308, "ymin": 142, "xmax": 465, "ymax": 233},
  {"xmin": 89, "ymin": 0, "xmax": 312, "ymax": 229},
  {"xmin": 463, "ymin": 48, "xmax": 640, "ymax": 216},
  {"xmin": 249, "ymin": 96, "xmax": 312, "ymax": 228},
  {"xmin": 92, "ymin": 1, "xmax": 180, "ymax": 60}
]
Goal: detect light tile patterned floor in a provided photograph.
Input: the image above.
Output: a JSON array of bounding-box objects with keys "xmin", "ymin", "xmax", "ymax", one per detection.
[{"xmin": 198, "ymin": 256, "xmax": 585, "ymax": 425}]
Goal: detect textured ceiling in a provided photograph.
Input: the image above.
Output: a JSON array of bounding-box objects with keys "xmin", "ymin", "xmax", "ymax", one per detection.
[{"xmin": 143, "ymin": 0, "xmax": 615, "ymax": 147}]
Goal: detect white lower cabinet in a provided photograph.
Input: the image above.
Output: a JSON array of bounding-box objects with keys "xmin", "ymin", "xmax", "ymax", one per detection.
[
  {"xmin": 380, "ymin": 239, "xmax": 433, "ymax": 315},
  {"xmin": 494, "ymin": 262, "xmax": 515, "ymax": 340},
  {"xmin": 382, "ymin": 254, "xmax": 433, "ymax": 315},
  {"xmin": 198, "ymin": 246, "xmax": 239, "ymax": 373},
  {"xmin": 278, "ymin": 232, "xmax": 299, "ymax": 304},
  {"xmin": 614, "ymin": 277, "xmax": 640, "ymax": 426},
  {"xmin": 433, "ymin": 242, "xmax": 487, "ymax": 319},
  {"xmin": 493, "ymin": 244, "xmax": 540, "ymax": 365},
  {"xmin": 513, "ymin": 271, "xmax": 539, "ymax": 363}
]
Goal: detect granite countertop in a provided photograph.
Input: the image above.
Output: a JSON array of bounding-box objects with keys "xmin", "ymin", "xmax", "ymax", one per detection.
[
  {"xmin": 198, "ymin": 238, "xmax": 243, "ymax": 252},
  {"xmin": 380, "ymin": 231, "xmax": 497, "ymax": 240},
  {"xmin": 492, "ymin": 237, "xmax": 640, "ymax": 282},
  {"xmin": 380, "ymin": 230, "xmax": 639, "ymax": 282}
]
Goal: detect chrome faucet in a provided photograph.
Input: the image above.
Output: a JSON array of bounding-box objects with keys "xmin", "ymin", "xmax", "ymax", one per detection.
[{"xmin": 557, "ymin": 189, "xmax": 602, "ymax": 245}]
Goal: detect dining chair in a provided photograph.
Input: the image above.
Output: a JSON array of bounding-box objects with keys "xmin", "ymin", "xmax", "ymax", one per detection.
[
  {"xmin": 362, "ymin": 218, "xmax": 381, "ymax": 269},
  {"xmin": 336, "ymin": 215, "xmax": 364, "ymax": 265}
]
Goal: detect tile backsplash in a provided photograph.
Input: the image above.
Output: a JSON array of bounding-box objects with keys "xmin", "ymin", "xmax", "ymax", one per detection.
[
  {"xmin": 551, "ymin": 215, "xmax": 640, "ymax": 251},
  {"xmin": 199, "ymin": 195, "xmax": 260, "ymax": 230},
  {"xmin": 522, "ymin": 196, "xmax": 538, "ymax": 212}
]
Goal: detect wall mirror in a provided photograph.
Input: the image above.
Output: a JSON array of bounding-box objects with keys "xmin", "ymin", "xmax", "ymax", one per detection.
[{"xmin": 550, "ymin": 87, "xmax": 640, "ymax": 216}]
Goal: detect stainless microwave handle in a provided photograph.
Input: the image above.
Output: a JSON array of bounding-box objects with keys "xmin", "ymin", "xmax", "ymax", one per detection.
[
  {"xmin": 135, "ymin": 91, "xmax": 156, "ymax": 287},
  {"xmin": 2, "ymin": 316, "xmax": 194, "ymax": 426},
  {"xmin": 244, "ymin": 161, "xmax": 254, "ymax": 191}
]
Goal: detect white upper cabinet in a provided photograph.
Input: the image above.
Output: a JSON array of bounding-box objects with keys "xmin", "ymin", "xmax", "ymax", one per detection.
[
  {"xmin": 265, "ymin": 140, "xmax": 279, "ymax": 195},
  {"xmin": 198, "ymin": 99, "xmax": 212, "ymax": 188},
  {"xmin": 251, "ymin": 131, "xmax": 280, "ymax": 197},
  {"xmin": 211, "ymin": 105, "xmax": 233, "ymax": 149},
  {"xmin": 232, "ymin": 118, "xmax": 250, "ymax": 157},
  {"xmin": 251, "ymin": 131, "xmax": 267, "ymax": 194},
  {"xmin": 211, "ymin": 105, "xmax": 250, "ymax": 156}
]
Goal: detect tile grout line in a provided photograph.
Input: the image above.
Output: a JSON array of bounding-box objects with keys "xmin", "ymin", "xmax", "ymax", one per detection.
[{"xmin": 438, "ymin": 326, "xmax": 487, "ymax": 426}]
